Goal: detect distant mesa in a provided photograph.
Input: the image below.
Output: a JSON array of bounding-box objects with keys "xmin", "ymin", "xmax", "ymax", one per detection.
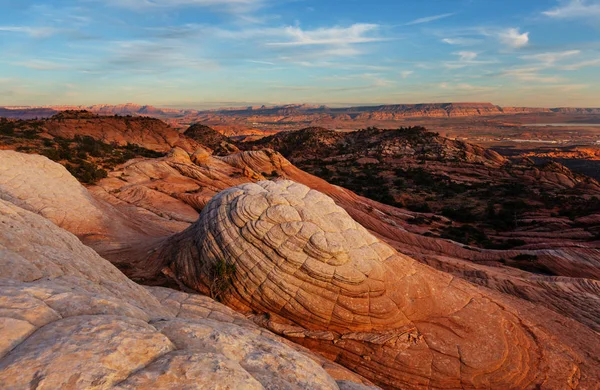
[{"xmin": 2, "ymin": 102, "xmax": 600, "ymax": 123}]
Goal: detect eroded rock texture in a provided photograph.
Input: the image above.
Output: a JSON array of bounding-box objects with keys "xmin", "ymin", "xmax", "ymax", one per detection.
[
  {"xmin": 0, "ymin": 199, "xmax": 376, "ymax": 390},
  {"xmin": 153, "ymin": 180, "xmax": 600, "ymax": 389}
]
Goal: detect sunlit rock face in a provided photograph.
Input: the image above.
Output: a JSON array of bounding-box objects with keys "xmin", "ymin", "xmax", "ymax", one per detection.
[
  {"xmin": 155, "ymin": 180, "xmax": 600, "ymax": 389},
  {"xmin": 0, "ymin": 198, "xmax": 377, "ymax": 390}
]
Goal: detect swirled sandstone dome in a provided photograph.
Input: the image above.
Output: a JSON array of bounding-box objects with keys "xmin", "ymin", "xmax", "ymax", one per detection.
[
  {"xmin": 190, "ymin": 180, "xmax": 405, "ymax": 330},
  {"xmin": 157, "ymin": 180, "xmax": 600, "ymax": 389}
]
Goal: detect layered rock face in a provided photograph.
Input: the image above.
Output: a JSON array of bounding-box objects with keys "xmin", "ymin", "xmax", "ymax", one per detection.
[
  {"xmin": 0, "ymin": 198, "xmax": 376, "ymax": 390},
  {"xmin": 153, "ymin": 180, "xmax": 600, "ymax": 389}
]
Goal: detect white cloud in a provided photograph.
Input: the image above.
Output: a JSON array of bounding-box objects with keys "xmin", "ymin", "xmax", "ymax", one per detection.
[
  {"xmin": 401, "ymin": 70, "xmax": 414, "ymax": 79},
  {"xmin": 498, "ymin": 28, "xmax": 529, "ymax": 48},
  {"xmin": 455, "ymin": 51, "xmax": 478, "ymax": 61},
  {"xmin": 543, "ymin": 0, "xmax": 600, "ymax": 19},
  {"xmin": 267, "ymin": 24, "xmax": 383, "ymax": 46},
  {"xmin": 442, "ymin": 37, "xmax": 482, "ymax": 46},
  {"xmin": 405, "ymin": 13, "xmax": 455, "ymax": 26},
  {"xmin": 247, "ymin": 60, "xmax": 276, "ymax": 65}
]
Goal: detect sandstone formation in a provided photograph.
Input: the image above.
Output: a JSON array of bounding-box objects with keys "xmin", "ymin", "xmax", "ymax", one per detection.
[
  {"xmin": 2, "ymin": 149, "xmax": 599, "ymax": 388},
  {"xmin": 149, "ymin": 180, "xmax": 600, "ymax": 389},
  {"xmin": 2, "ymin": 148, "xmax": 598, "ymax": 337},
  {"xmin": 0, "ymin": 196, "xmax": 376, "ymax": 389},
  {"xmin": 0, "ymin": 150, "xmax": 118, "ymax": 236},
  {"xmin": 44, "ymin": 111, "xmax": 199, "ymax": 153}
]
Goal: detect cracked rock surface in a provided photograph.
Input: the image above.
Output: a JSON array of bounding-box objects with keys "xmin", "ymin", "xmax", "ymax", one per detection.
[
  {"xmin": 154, "ymin": 180, "xmax": 600, "ymax": 389},
  {"xmin": 0, "ymin": 199, "xmax": 377, "ymax": 390}
]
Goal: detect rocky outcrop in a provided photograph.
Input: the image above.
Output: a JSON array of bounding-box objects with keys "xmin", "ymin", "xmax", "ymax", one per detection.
[
  {"xmin": 184, "ymin": 124, "xmax": 240, "ymax": 155},
  {"xmin": 0, "ymin": 197, "xmax": 376, "ymax": 389},
  {"xmin": 150, "ymin": 180, "xmax": 600, "ymax": 389},
  {"xmin": 44, "ymin": 111, "xmax": 199, "ymax": 153},
  {"xmin": 246, "ymin": 127, "xmax": 508, "ymax": 166},
  {"xmin": 0, "ymin": 150, "xmax": 117, "ymax": 236}
]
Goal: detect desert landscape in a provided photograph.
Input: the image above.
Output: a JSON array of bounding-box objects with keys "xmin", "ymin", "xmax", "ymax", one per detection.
[
  {"xmin": 1, "ymin": 106, "xmax": 600, "ymax": 389},
  {"xmin": 2, "ymin": 0, "xmax": 600, "ymax": 388}
]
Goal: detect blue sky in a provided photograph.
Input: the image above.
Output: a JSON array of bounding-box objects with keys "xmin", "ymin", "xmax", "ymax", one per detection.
[{"xmin": 0, "ymin": 0, "xmax": 599, "ymax": 108}]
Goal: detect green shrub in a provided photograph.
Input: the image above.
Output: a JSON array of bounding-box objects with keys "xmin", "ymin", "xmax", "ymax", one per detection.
[
  {"xmin": 406, "ymin": 202, "xmax": 432, "ymax": 213},
  {"xmin": 442, "ymin": 206, "xmax": 477, "ymax": 223},
  {"xmin": 208, "ymin": 259, "xmax": 237, "ymax": 302},
  {"xmin": 66, "ymin": 161, "xmax": 108, "ymax": 184},
  {"xmin": 441, "ymin": 225, "xmax": 489, "ymax": 246},
  {"xmin": 512, "ymin": 254, "xmax": 538, "ymax": 261}
]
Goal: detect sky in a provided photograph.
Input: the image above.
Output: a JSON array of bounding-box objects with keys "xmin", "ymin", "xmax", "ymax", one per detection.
[{"xmin": 0, "ymin": 0, "xmax": 599, "ymax": 108}]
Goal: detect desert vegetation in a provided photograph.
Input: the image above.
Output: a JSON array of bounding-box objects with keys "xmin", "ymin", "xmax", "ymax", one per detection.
[{"xmin": 0, "ymin": 118, "xmax": 164, "ymax": 184}]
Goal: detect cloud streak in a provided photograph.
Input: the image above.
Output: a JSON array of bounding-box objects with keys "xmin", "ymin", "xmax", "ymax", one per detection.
[
  {"xmin": 266, "ymin": 24, "xmax": 384, "ymax": 46},
  {"xmin": 442, "ymin": 37, "xmax": 482, "ymax": 46},
  {"xmin": 543, "ymin": 0, "xmax": 600, "ymax": 19},
  {"xmin": 520, "ymin": 50, "xmax": 581, "ymax": 65},
  {"xmin": 405, "ymin": 13, "xmax": 455, "ymax": 26},
  {"xmin": 498, "ymin": 67, "xmax": 564, "ymax": 83},
  {"xmin": 0, "ymin": 26, "xmax": 57, "ymax": 38}
]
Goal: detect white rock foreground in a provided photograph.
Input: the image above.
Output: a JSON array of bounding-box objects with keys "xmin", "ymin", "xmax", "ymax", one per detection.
[{"xmin": 0, "ymin": 153, "xmax": 376, "ymax": 388}]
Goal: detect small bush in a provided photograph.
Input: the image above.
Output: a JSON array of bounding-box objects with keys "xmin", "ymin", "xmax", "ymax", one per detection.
[
  {"xmin": 208, "ymin": 259, "xmax": 237, "ymax": 302},
  {"xmin": 441, "ymin": 225, "xmax": 489, "ymax": 246},
  {"xmin": 512, "ymin": 254, "xmax": 538, "ymax": 261},
  {"xmin": 442, "ymin": 206, "xmax": 477, "ymax": 223},
  {"xmin": 406, "ymin": 202, "xmax": 432, "ymax": 213}
]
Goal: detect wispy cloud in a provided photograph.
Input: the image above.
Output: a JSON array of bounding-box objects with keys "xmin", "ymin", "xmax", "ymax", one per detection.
[
  {"xmin": 442, "ymin": 37, "xmax": 482, "ymax": 46},
  {"xmin": 95, "ymin": 40, "xmax": 218, "ymax": 74},
  {"xmin": 497, "ymin": 28, "xmax": 529, "ymax": 48},
  {"xmin": 16, "ymin": 60, "xmax": 69, "ymax": 70},
  {"xmin": 439, "ymin": 82, "xmax": 494, "ymax": 92},
  {"xmin": 455, "ymin": 51, "xmax": 478, "ymax": 61},
  {"xmin": 543, "ymin": 0, "xmax": 600, "ymax": 19},
  {"xmin": 401, "ymin": 70, "xmax": 414, "ymax": 79},
  {"xmin": 247, "ymin": 60, "xmax": 276, "ymax": 65},
  {"xmin": 520, "ymin": 50, "xmax": 581, "ymax": 65},
  {"xmin": 497, "ymin": 67, "xmax": 564, "ymax": 83},
  {"xmin": 442, "ymin": 51, "xmax": 495, "ymax": 69},
  {"xmin": 518, "ymin": 50, "xmax": 600, "ymax": 71},
  {"xmin": 405, "ymin": 13, "xmax": 455, "ymax": 26},
  {"xmin": 0, "ymin": 26, "xmax": 57, "ymax": 38},
  {"xmin": 266, "ymin": 24, "xmax": 383, "ymax": 46},
  {"xmin": 559, "ymin": 58, "xmax": 600, "ymax": 70},
  {"xmin": 104, "ymin": 0, "xmax": 266, "ymax": 11}
]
